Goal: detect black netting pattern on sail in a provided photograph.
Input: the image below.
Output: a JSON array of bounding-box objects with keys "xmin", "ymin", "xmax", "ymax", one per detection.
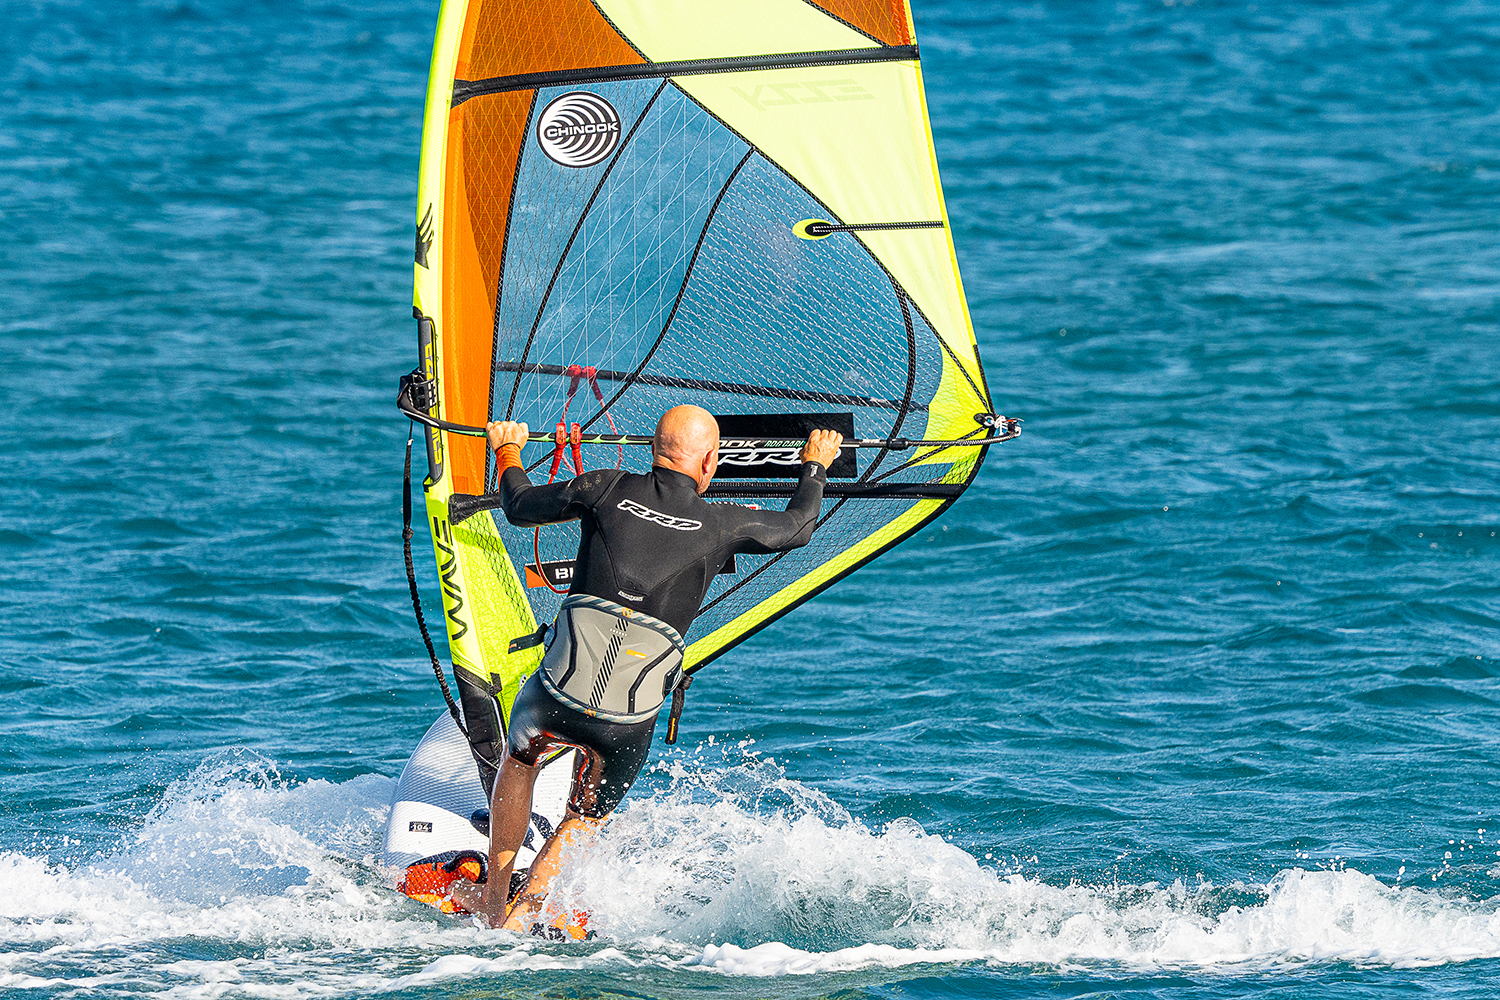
[{"xmin": 478, "ymin": 76, "xmax": 971, "ymax": 653}]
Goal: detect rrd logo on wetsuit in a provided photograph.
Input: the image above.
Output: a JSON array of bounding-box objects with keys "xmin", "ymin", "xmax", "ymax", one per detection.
[{"xmin": 615, "ymin": 498, "xmax": 702, "ymax": 531}]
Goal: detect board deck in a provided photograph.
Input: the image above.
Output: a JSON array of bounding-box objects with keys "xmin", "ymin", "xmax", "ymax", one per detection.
[{"xmin": 382, "ymin": 712, "xmax": 574, "ymax": 878}]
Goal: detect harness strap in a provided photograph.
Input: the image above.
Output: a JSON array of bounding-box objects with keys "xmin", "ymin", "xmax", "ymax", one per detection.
[
  {"xmin": 533, "ymin": 422, "xmax": 578, "ymax": 596},
  {"xmin": 508, "ymin": 622, "xmax": 551, "ymax": 654},
  {"xmin": 563, "ymin": 363, "xmax": 623, "ymax": 468},
  {"xmin": 403, "ymin": 427, "xmax": 469, "ymax": 739},
  {"xmin": 547, "ymin": 422, "xmax": 567, "ymax": 481},
  {"xmin": 665, "ymin": 673, "xmax": 692, "ymax": 745}
]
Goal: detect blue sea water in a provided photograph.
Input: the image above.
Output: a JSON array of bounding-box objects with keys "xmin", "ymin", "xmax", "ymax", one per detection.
[{"xmin": 3, "ymin": 0, "xmax": 1500, "ymax": 996}]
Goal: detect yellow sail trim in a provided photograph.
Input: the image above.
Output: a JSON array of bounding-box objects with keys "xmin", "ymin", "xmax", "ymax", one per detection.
[
  {"xmin": 412, "ymin": 0, "xmax": 537, "ymax": 707},
  {"xmin": 412, "ymin": 0, "xmax": 465, "ymax": 354},
  {"xmin": 592, "ymin": 0, "xmax": 871, "ymax": 61},
  {"xmin": 448, "ymin": 511, "xmax": 545, "ymax": 727}
]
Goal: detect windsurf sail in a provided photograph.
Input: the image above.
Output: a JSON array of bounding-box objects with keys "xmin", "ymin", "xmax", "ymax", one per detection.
[{"xmin": 401, "ymin": 0, "xmax": 1016, "ymax": 782}]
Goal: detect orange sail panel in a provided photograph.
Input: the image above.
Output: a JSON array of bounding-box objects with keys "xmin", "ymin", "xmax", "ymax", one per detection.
[
  {"xmin": 458, "ymin": 0, "xmax": 644, "ymax": 82},
  {"xmin": 809, "ymin": 0, "xmax": 914, "ymax": 46}
]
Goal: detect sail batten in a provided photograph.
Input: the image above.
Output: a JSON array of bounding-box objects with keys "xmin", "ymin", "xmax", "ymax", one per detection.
[{"xmin": 452, "ymin": 45, "xmax": 920, "ymax": 104}]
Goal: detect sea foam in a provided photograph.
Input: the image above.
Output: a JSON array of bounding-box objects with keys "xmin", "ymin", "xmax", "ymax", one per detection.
[{"xmin": 1, "ymin": 752, "xmax": 1498, "ymax": 996}]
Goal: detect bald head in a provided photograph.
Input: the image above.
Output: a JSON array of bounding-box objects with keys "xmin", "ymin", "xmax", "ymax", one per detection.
[{"xmin": 653, "ymin": 405, "xmax": 719, "ymax": 494}]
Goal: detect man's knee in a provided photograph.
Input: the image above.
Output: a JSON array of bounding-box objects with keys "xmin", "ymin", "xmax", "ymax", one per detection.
[
  {"xmin": 502, "ymin": 752, "xmax": 542, "ymax": 774},
  {"xmin": 494, "ymin": 754, "xmax": 541, "ymax": 800}
]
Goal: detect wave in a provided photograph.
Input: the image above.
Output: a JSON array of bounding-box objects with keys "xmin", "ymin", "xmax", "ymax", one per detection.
[
  {"xmin": 557, "ymin": 752, "xmax": 1500, "ymax": 971},
  {"xmin": 1, "ymin": 750, "xmax": 1498, "ymax": 996}
]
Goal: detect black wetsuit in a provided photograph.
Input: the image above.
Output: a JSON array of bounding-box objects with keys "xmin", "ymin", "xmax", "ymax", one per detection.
[
  {"xmin": 500, "ymin": 463, "xmax": 827, "ymax": 634},
  {"xmin": 501, "ymin": 462, "xmax": 827, "ymax": 816}
]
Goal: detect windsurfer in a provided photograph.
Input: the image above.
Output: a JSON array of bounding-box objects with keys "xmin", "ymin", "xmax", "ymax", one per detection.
[{"xmin": 449, "ymin": 404, "xmax": 842, "ymax": 931}]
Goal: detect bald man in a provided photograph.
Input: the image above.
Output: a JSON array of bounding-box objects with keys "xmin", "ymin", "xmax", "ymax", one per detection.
[{"xmin": 450, "ymin": 406, "xmax": 842, "ymax": 930}]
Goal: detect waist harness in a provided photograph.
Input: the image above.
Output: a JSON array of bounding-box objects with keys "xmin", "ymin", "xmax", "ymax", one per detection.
[{"xmin": 537, "ymin": 595, "xmax": 686, "ymax": 725}]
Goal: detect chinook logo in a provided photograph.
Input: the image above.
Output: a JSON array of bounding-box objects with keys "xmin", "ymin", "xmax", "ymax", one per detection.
[
  {"xmin": 617, "ymin": 499, "xmax": 702, "ymax": 531},
  {"xmin": 536, "ymin": 92, "xmax": 621, "ymax": 168}
]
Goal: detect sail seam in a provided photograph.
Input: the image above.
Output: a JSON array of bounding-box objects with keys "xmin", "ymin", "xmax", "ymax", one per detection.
[
  {"xmin": 696, "ymin": 495, "xmax": 853, "ymax": 631},
  {"xmin": 694, "ymin": 299, "xmax": 921, "ymax": 626},
  {"xmin": 865, "ymin": 426, "xmax": 987, "ymax": 485},
  {"xmin": 686, "ymin": 494, "xmax": 962, "ymax": 674},
  {"xmin": 798, "ymin": 0, "xmax": 887, "ymax": 46},
  {"xmin": 452, "ymin": 46, "xmax": 920, "ymax": 106},
  {"xmin": 856, "ymin": 291, "xmax": 921, "ymax": 484},
  {"xmin": 586, "ymin": 0, "xmax": 650, "ymax": 62}
]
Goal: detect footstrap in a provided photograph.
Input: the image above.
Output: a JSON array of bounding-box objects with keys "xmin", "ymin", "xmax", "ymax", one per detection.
[
  {"xmin": 397, "ymin": 849, "xmax": 488, "ymax": 914},
  {"xmin": 440, "ymin": 849, "xmax": 488, "ymax": 884}
]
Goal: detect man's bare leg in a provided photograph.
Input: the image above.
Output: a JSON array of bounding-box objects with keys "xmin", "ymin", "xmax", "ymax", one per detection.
[
  {"xmin": 499, "ymin": 812, "xmax": 605, "ymax": 933},
  {"xmin": 449, "ymin": 754, "xmax": 540, "ymax": 926}
]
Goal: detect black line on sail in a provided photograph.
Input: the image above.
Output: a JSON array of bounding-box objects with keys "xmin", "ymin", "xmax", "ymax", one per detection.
[
  {"xmin": 487, "ymin": 89, "xmax": 541, "ymax": 492},
  {"xmin": 869, "ymin": 257, "xmax": 989, "ymax": 413},
  {"xmin": 694, "ymin": 287, "xmax": 918, "ymax": 620},
  {"xmin": 448, "ymin": 480, "xmax": 965, "ymax": 526},
  {"xmin": 856, "ymin": 290, "xmax": 920, "ymax": 483},
  {"xmin": 574, "ymin": 148, "xmax": 756, "ymax": 436},
  {"xmin": 653, "ymin": 82, "xmax": 931, "ymax": 412},
  {"xmin": 685, "ymin": 312, "xmax": 980, "ymax": 669},
  {"xmin": 654, "ymin": 78, "xmax": 924, "ymax": 319},
  {"xmin": 864, "ymin": 425, "xmax": 989, "ymax": 485},
  {"xmin": 695, "ymin": 492, "xmax": 854, "ymax": 626},
  {"xmin": 933, "ymin": 323, "xmax": 991, "ymax": 410},
  {"xmin": 451, "ymin": 46, "xmax": 920, "ymax": 106},
  {"xmin": 686, "ymin": 492, "xmax": 962, "ymax": 674},
  {"xmin": 503, "ymin": 81, "xmax": 670, "ymax": 422},
  {"xmin": 611, "ymin": 82, "xmax": 974, "ymax": 641},
  {"xmin": 657, "ymin": 76, "xmax": 984, "ymax": 420}
]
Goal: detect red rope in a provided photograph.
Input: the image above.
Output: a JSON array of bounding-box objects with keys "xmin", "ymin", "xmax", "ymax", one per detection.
[
  {"xmin": 533, "ymin": 422, "xmax": 572, "ymax": 595},
  {"xmin": 530, "ymin": 363, "xmax": 624, "ymax": 594}
]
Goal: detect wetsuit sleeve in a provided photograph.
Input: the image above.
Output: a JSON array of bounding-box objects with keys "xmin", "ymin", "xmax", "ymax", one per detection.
[
  {"xmin": 729, "ymin": 462, "xmax": 827, "ymax": 554},
  {"xmin": 499, "ymin": 467, "xmax": 615, "ymax": 529}
]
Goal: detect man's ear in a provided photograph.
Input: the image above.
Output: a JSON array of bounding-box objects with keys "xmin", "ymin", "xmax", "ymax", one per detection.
[{"xmin": 697, "ymin": 448, "xmax": 715, "ymax": 492}]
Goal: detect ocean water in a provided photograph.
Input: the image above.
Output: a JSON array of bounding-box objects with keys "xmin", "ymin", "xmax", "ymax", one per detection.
[{"xmin": 3, "ymin": 0, "xmax": 1499, "ymax": 996}]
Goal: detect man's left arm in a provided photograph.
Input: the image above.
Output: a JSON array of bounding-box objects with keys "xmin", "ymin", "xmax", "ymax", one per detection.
[
  {"xmin": 488, "ymin": 420, "xmax": 609, "ymax": 528},
  {"xmin": 729, "ymin": 430, "xmax": 841, "ymax": 554}
]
